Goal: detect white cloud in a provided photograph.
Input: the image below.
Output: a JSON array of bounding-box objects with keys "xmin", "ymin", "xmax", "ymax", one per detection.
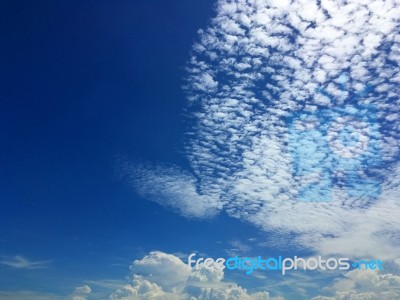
[
  {"xmin": 74, "ymin": 285, "xmax": 91, "ymax": 294},
  {"xmin": 313, "ymin": 269, "xmax": 400, "ymax": 300},
  {"xmin": 110, "ymin": 276, "xmax": 176, "ymax": 300},
  {"xmin": 0, "ymin": 255, "xmax": 51, "ymax": 269},
  {"xmin": 124, "ymin": 0, "xmax": 400, "ymax": 260},
  {"xmin": 85, "ymin": 279, "xmax": 125, "ymax": 290},
  {"xmin": 122, "ymin": 163, "xmax": 220, "ymax": 219},
  {"xmin": 109, "ymin": 251, "xmax": 282, "ymax": 300},
  {"xmin": 129, "ymin": 251, "xmax": 192, "ymax": 292},
  {"xmin": 226, "ymin": 240, "xmax": 252, "ymax": 256},
  {"xmin": 69, "ymin": 284, "xmax": 92, "ymax": 300}
]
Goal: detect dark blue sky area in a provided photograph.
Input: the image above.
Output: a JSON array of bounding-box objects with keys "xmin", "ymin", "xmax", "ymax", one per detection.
[{"xmin": 0, "ymin": 0, "xmax": 240, "ymax": 293}]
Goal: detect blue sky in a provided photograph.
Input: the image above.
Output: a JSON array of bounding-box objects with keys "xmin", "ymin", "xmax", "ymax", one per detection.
[{"xmin": 1, "ymin": 0, "xmax": 400, "ymax": 299}]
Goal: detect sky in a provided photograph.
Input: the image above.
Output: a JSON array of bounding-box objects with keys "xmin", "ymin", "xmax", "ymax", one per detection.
[{"xmin": 0, "ymin": 0, "xmax": 399, "ymax": 299}]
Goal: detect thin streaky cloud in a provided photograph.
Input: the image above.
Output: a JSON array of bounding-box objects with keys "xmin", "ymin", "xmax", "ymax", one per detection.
[{"xmin": 0, "ymin": 255, "xmax": 52, "ymax": 270}]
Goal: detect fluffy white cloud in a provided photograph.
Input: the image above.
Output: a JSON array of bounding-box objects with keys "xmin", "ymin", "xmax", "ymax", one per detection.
[
  {"xmin": 312, "ymin": 269, "xmax": 400, "ymax": 300},
  {"xmin": 109, "ymin": 251, "xmax": 282, "ymax": 300},
  {"xmin": 74, "ymin": 285, "xmax": 91, "ymax": 294},
  {"xmin": 110, "ymin": 276, "xmax": 176, "ymax": 300},
  {"xmin": 129, "ymin": 251, "xmax": 192, "ymax": 292},
  {"xmin": 70, "ymin": 284, "xmax": 92, "ymax": 300}
]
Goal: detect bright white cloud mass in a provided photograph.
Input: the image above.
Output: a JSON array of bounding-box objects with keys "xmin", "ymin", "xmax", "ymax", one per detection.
[
  {"xmin": 108, "ymin": 251, "xmax": 400, "ymax": 300},
  {"xmin": 311, "ymin": 268, "xmax": 400, "ymax": 300},
  {"xmin": 125, "ymin": 0, "xmax": 400, "ymax": 262},
  {"xmin": 109, "ymin": 251, "xmax": 283, "ymax": 299}
]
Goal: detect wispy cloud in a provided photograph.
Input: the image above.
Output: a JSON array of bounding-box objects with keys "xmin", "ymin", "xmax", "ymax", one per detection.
[
  {"xmin": 85, "ymin": 279, "xmax": 125, "ymax": 290},
  {"xmin": 225, "ymin": 239, "xmax": 252, "ymax": 256},
  {"xmin": 0, "ymin": 255, "xmax": 51, "ymax": 270},
  {"xmin": 121, "ymin": 162, "xmax": 221, "ymax": 219}
]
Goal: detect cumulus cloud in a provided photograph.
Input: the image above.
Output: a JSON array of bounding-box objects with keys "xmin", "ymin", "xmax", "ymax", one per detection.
[
  {"xmin": 109, "ymin": 251, "xmax": 282, "ymax": 300},
  {"xmin": 312, "ymin": 269, "xmax": 400, "ymax": 300},
  {"xmin": 124, "ymin": 0, "xmax": 400, "ymax": 259},
  {"xmin": 69, "ymin": 285, "xmax": 92, "ymax": 300},
  {"xmin": 74, "ymin": 285, "xmax": 92, "ymax": 294}
]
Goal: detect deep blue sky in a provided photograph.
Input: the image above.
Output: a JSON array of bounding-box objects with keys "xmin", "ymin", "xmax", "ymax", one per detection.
[{"xmin": 0, "ymin": 0, "xmax": 245, "ymax": 294}]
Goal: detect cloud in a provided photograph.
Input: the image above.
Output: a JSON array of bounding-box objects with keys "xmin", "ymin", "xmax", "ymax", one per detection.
[
  {"xmin": 129, "ymin": 251, "xmax": 192, "ymax": 292},
  {"xmin": 68, "ymin": 285, "xmax": 92, "ymax": 300},
  {"xmin": 312, "ymin": 269, "xmax": 400, "ymax": 300},
  {"xmin": 124, "ymin": 0, "xmax": 400, "ymax": 260},
  {"xmin": 121, "ymin": 163, "xmax": 220, "ymax": 219},
  {"xmin": 85, "ymin": 279, "xmax": 125, "ymax": 290},
  {"xmin": 225, "ymin": 239, "xmax": 252, "ymax": 257},
  {"xmin": 109, "ymin": 276, "xmax": 178, "ymax": 300},
  {"xmin": 0, "ymin": 255, "xmax": 51, "ymax": 269},
  {"xmin": 73, "ymin": 285, "xmax": 91, "ymax": 294},
  {"xmin": 109, "ymin": 251, "xmax": 282, "ymax": 300}
]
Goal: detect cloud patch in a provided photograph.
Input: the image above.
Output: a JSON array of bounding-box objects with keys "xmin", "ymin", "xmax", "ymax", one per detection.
[
  {"xmin": 109, "ymin": 251, "xmax": 283, "ymax": 300},
  {"xmin": 0, "ymin": 256, "xmax": 51, "ymax": 270},
  {"xmin": 312, "ymin": 269, "xmax": 400, "ymax": 300},
  {"xmin": 125, "ymin": 0, "xmax": 400, "ymax": 259}
]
